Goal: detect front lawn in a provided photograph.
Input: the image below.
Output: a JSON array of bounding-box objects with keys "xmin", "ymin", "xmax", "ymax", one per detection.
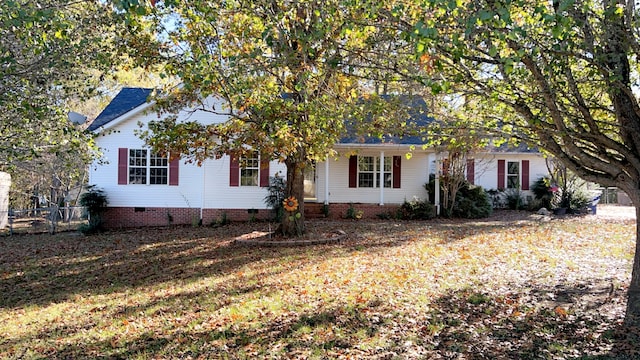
[{"xmin": 0, "ymin": 210, "xmax": 637, "ymax": 359}]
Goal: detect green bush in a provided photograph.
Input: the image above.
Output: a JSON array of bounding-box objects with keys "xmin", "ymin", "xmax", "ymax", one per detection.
[
  {"xmin": 210, "ymin": 212, "xmax": 230, "ymax": 227},
  {"xmin": 397, "ymin": 198, "xmax": 436, "ymax": 220},
  {"xmin": 322, "ymin": 204, "xmax": 330, "ymax": 218},
  {"xmin": 504, "ymin": 188, "xmax": 526, "ymax": 210},
  {"xmin": 452, "ymin": 184, "xmax": 493, "ymax": 218},
  {"xmin": 78, "ymin": 185, "xmax": 108, "ymax": 234},
  {"xmin": 425, "ymin": 176, "xmax": 492, "ymax": 218},
  {"xmin": 486, "ymin": 189, "xmax": 504, "ymax": 208},
  {"xmin": 531, "ymin": 177, "xmax": 554, "ymax": 209},
  {"xmin": 570, "ymin": 189, "xmax": 592, "ymax": 212}
]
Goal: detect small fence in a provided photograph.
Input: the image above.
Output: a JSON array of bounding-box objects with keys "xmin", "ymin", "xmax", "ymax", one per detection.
[
  {"xmin": 1, "ymin": 206, "xmax": 87, "ymax": 235},
  {"xmin": 598, "ymin": 187, "xmax": 620, "ymax": 205}
]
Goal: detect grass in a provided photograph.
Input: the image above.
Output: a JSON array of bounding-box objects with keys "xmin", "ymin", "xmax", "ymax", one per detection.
[{"xmin": 0, "ymin": 210, "xmax": 638, "ymax": 359}]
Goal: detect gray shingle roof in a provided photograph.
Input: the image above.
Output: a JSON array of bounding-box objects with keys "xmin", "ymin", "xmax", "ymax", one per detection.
[
  {"xmin": 87, "ymin": 87, "xmax": 153, "ymax": 132},
  {"xmin": 339, "ymin": 95, "xmax": 434, "ymax": 145}
]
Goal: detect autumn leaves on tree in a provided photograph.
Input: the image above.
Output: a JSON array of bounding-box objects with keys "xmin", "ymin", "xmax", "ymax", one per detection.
[
  {"xmin": 130, "ymin": 0, "xmax": 640, "ymax": 325},
  {"xmin": 129, "ymin": 0, "xmax": 426, "ymax": 237}
]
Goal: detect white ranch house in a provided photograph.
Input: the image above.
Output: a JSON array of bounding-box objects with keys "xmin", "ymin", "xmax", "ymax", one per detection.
[{"xmin": 88, "ymin": 88, "xmax": 548, "ymax": 228}]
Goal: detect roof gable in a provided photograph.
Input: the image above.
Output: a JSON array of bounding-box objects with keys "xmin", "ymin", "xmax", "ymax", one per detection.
[{"xmin": 87, "ymin": 87, "xmax": 153, "ymax": 132}]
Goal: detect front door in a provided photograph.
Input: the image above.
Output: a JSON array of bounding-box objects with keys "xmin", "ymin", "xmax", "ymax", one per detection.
[{"xmin": 303, "ymin": 163, "xmax": 316, "ymax": 200}]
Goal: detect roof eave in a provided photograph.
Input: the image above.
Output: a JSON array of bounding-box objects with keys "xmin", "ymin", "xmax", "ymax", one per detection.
[{"xmin": 91, "ymin": 101, "xmax": 156, "ymax": 134}]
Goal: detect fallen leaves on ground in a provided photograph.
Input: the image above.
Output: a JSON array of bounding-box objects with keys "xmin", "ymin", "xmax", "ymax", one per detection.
[{"xmin": 0, "ymin": 209, "xmax": 637, "ymax": 359}]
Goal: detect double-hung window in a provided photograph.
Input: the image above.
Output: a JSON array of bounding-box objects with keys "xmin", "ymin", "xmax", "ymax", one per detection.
[
  {"xmin": 358, "ymin": 156, "xmax": 392, "ymax": 188},
  {"xmin": 240, "ymin": 152, "xmax": 260, "ymax": 186},
  {"xmin": 507, "ymin": 161, "xmax": 520, "ymax": 189},
  {"xmin": 128, "ymin": 149, "xmax": 169, "ymax": 185},
  {"xmin": 229, "ymin": 151, "xmax": 269, "ymax": 187}
]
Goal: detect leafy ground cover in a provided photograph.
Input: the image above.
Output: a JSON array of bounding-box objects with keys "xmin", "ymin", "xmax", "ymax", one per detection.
[{"xmin": 0, "ymin": 206, "xmax": 638, "ymax": 359}]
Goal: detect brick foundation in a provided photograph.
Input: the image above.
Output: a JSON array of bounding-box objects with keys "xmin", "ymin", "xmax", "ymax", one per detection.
[
  {"xmin": 308, "ymin": 203, "xmax": 401, "ymax": 220},
  {"xmin": 101, "ymin": 207, "xmax": 275, "ymax": 229},
  {"xmin": 101, "ymin": 203, "xmax": 402, "ymax": 229},
  {"xmin": 102, "ymin": 207, "xmax": 202, "ymax": 229}
]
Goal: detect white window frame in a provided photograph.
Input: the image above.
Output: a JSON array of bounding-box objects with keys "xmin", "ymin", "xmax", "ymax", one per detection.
[
  {"xmin": 128, "ymin": 149, "xmax": 168, "ymax": 185},
  {"xmin": 240, "ymin": 152, "xmax": 260, "ymax": 187},
  {"xmin": 506, "ymin": 161, "xmax": 520, "ymax": 189},
  {"xmin": 358, "ymin": 156, "xmax": 392, "ymax": 188}
]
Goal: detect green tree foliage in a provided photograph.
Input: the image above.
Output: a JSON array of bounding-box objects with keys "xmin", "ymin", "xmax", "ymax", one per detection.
[
  {"xmin": 425, "ymin": 98, "xmax": 499, "ymax": 217},
  {"xmin": 0, "ymin": 0, "xmax": 120, "ymax": 167},
  {"xmin": 123, "ymin": 0, "xmax": 425, "ymax": 236},
  {"xmin": 409, "ymin": 0, "xmax": 640, "ymax": 325}
]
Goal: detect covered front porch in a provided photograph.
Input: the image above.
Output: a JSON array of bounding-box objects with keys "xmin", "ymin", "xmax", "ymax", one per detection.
[{"xmin": 303, "ymin": 146, "xmax": 437, "ymax": 210}]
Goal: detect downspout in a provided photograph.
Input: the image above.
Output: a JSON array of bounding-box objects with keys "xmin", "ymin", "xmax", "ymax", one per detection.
[
  {"xmin": 324, "ymin": 158, "xmax": 329, "ymax": 205},
  {"xmin": 379, "ymin": 151, "xmax": 385, "ymax": 205},
  {"xmin": 435, "ymin": 153, "xmax": 441, "ymax": 216},
  {"xmin": 201, "ymin": 159, "xmax": 205, "ymax": 221}
]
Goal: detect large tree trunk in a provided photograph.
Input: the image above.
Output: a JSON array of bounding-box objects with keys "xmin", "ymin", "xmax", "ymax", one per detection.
[
  {"xmin": 282, "ymin": 158, "xmax": 306, "ymax": 237},
  {"xmin": 625, "ymin": 202, "xmax": 640, "ymax": 326}
]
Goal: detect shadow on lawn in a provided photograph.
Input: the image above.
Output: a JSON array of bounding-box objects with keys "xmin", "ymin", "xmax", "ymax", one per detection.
[
  {"xmin": 0, "ymin": 211, "xmax": 601, "ymax": 310},
  {"xmin": 24, "ymin": 279, "xmax": 640, "ymax": 359},
  {"xmin": 0, "ymin": 225, "xmax": 307, "ymax": 309},
  {"xmin": 0, "ymin": 215, "xmax": 536, "ymax": 309},
  {"xmin": 2, "ymin": 217, "xmax": 639, "ymax": 359},
  {"xmin": 420, "ymin": 283, "xmax": 639, "ymax": 359}
]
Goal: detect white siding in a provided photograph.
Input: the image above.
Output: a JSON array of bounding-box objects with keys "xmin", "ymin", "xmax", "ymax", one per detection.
[
  {"xmin": 91, "ymin": 115, "xmax": 205, "ymax": 208},
  {"xmin": 315, "ymin": 150, "xmax": 431, "ymax": 205},
  {"xmin": 473, "ymin": 152, "xmax": 548, "ymax": 193},
  {"xmin": 90, "ymin": 96, "xmax": 239, "ymax": 209},
  {"xmin": 201, "ymin": 156, "xmax": 287, "ymax": 210}
]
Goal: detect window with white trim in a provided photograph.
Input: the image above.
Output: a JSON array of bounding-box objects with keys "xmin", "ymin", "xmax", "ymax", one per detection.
[
  {"xmin": 128, "ymin": 149, "xmax": 168, "ymax": 185},
  {"xmin": 240, "ymin": 152, "xmax": 260, "ymax": 186},
  {"xmin": 358, "ymin": 156, "xmax": 392, "ymax": 188},
  {"xmin": 507, "ymin": 161, "xmax": 519, "ymax": 189},
  {"xmin": 149, "ymin": 153, "xmax": 168, "ymax": 184}
]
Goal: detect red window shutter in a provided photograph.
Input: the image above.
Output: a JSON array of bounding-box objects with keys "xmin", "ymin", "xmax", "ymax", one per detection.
[
  {"xmin": 169, "ymin": 154, "xmax": 179, "ymax": 186},
  {"xmin": 118, "ymin": 148, "xmax": 128, "ymax": 185},
  {"xmin": 229, "ymin": 155, "xmax": 239, "ymax": 187},
  {"xmin": 466, "ymin": 159, "xmax": 475, "ymax": 185},
  {"xmin": 497, "ymin": 159, "xmax": 505, "ymax": 190},
  {"xmin": 521, "ymin": 160, "xmax": 530, "ymax": 190},
  {"xmin": 260, "ymin": 158, "xmax": 270, "ymax": 187},
  {"xmin": 393, "ymin": 156, "xmax": 401, "ymax": 188},
  {"xmin": 348, "ymin": 155, "xmax": 357, "ymax": 188}
]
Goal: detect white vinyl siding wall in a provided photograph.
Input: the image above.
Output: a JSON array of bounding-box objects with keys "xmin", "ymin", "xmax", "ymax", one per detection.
[
  {"xmin": 315, "ymin": 150, "xmax": 430, "ymax": 205},
  {"xmin": 90, "ymin": 95, "xmax": 284, "ymax": 209},
  {"xmin": 473, "ymin": 153, "xmax": 547, "ymax": 192}
]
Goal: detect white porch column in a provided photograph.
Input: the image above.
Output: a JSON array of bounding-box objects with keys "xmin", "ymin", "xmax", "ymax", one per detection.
[
  {"xmin": 324, "ymin": 158, "xmax": 330, "ymax": 205},
  {"xmin": 201, "ymin": 159, "xmax": 206, "ymax": 221},
  {"xmin": 379, "ymin": 151, "xmax": 385, "ymax": 205},
  {"xmin": 435, "ymin": 154, "xmax": 441, "ymax": 215}
]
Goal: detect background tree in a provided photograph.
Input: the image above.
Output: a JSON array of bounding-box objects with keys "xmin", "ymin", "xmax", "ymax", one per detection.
[
  {"xmin": 426, "ymin": 97, "xmax": 494, "ymax": 217},
  {"xmin": 125, "ymin": 0, "xmax": 424, "ymax": 236},
  {"xmin": 408, "ymin": 0, "xmax": 640, "ymax": 324},
  {"xmin": 1, "ymin": 1, "xmax": 171, "ymax": 217},
  {"xmin": 0, "ymin": 0, "xmax": 121, "ymax": 167}
]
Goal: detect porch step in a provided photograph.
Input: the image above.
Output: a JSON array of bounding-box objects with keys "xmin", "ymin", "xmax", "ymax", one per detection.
[{"xmin": 304, "ymin": 202, "xmax": 327, "ymax": 219}]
